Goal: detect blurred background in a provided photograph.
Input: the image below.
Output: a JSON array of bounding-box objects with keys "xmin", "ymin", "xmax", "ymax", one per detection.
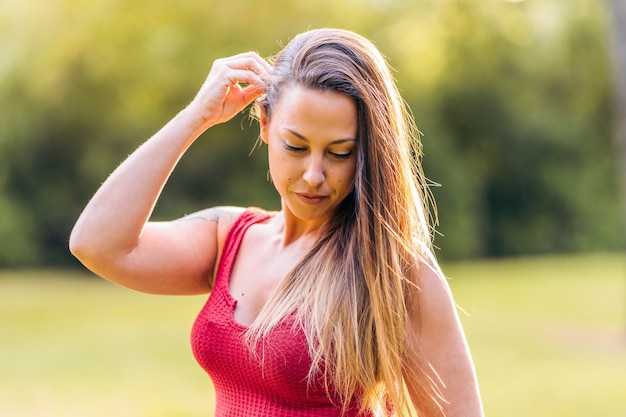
[
  {"xmin": 1, "ymin": 0, "xmax": 624, "ymax": 266},
  {"xmin": 1, "ymin": 0, "xmax": 625, "ymax": 416}
]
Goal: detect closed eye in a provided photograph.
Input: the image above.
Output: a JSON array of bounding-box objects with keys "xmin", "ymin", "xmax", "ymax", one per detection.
[
  {"xmin": 329, "ymin": 151, "xmax": 353, "ymax": 160},
  {"xmin": 283, "ymin": 143, "xmax": 306, "ymax": 153}
]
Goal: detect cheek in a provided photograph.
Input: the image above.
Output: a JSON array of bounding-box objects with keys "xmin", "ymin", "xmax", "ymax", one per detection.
[
  {"xmin": 267, "ymin": 147, "xmax": 294, "ymax": 186},
  {"xmin": 345, "ymin": 161, "xmax": 357, "ymax": 184},
  {"xmin": 334, "ymin": 164, "xmax": 356, "ymax": 192}
]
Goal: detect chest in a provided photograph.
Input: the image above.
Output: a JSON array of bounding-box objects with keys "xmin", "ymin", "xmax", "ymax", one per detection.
[
  {"xmin": 227, "ymin": 229, "xmax": 309, "ymax": 326},
  {"xmin": 191, "ymin": 292, "xmax": 333, "ymax": 408}
]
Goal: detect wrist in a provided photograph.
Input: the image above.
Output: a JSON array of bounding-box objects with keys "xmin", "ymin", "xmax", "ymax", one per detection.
[{"xmin": 177, "ymin": 105, "xmax": 217, "ymax": 137}]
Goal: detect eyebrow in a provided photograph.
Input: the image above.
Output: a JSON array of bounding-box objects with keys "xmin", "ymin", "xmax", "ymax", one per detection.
[{"xmin": 285, "ymin": 128, "xmax": 357, "ymax": 144}]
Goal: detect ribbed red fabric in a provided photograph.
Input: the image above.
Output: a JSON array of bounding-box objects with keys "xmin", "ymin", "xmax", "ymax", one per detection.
[{"xmin": 191, "ymin": 208, "xmax": 368, "ymax": 416}]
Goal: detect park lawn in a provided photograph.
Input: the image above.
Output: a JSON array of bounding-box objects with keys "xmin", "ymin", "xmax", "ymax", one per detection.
[
  {"xmin": 445, "ymin": 253, "xmax": 626, "ymax": 417},
  {"xmin": 1, "ymin": 253, "xmax": 625, "ymax": 417}
]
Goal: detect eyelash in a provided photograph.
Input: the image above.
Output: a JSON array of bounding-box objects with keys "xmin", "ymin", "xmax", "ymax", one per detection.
[
  {"xmin": 283, "ymin": 143, "xmax": 305, "ymax": 153},
  {"xmin": 283, "ymin": 144, "xmax": 353, "ymax": 160},
  {"xmin": 330, "ymin": 151, "xmax": 353, "ymax": 160}
]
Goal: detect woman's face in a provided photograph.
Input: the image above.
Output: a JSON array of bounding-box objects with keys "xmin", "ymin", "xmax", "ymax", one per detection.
[{"xmin": 261, "ymin": 86, "xmax": 358, "ymax": 226}]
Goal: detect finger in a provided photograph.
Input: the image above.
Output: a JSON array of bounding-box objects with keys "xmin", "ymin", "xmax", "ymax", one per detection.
[
  {"xmin": 248, "ymin": 53, "xmax": 273, "ymax": 73},
  {"xmin": 238, "ymin": 83, "xmax": 266, "ymax": 105},
  {"xmin": 226, "ymin": 51, "xmax": 272, "ymax": 73},
  {"xmin": 224, "ymin": 69, "xmax": 267, "ymax": 90},
  {"xmin": 221, "ymin": 83, "xmax": 264, "ymax": 114},
  {"xmin": 218, "ymin": 54, "xmax": 272, "ymax": 80}
]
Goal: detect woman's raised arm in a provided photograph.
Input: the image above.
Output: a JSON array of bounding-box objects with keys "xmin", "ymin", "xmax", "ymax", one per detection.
[{"xmin": 69, "ymin": 52, "xmax": 271, "ymax": 295}]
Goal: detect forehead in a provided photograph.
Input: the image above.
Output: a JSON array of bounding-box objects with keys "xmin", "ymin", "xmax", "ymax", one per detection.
[{"xmin": 270, "ymin": 86, "xmax": 358, "ymax": 140}]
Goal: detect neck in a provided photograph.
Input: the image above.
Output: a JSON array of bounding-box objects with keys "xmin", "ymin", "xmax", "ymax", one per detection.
[{"xmin": 274, "ymin": 208, "xmax": 329, "ymax": 247}]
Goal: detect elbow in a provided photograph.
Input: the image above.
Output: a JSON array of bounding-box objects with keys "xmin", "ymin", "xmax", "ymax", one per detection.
[
  {"xmin": 68, "ymin": 224, "xmax": 97, "ymax": 266},
  {"xmin": 69, "ymin": 224, "xmax": 135, "ymax": 281},
  {"xmin": 68, "ymin": 226, "xmax": 87, "ymax": 262},
  {"xmin": 69, "ymin": 227, "xmax": 114, "ymax": 281}
]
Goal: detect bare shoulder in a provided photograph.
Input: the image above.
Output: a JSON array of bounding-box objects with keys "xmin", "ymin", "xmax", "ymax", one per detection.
[
  {"xmin": 177, "ymin": 206, "xmax": 245, "ymax": 235},
  {"xmin": 180, "ymin": 204, "xmax": 247, "ymax": 258},
  {"xmin": 409, "ymin": 247, "xmax": 469, "ymax": 351},
  {"xmin": 407, "ymin": 246, "xmax": 485, "ymax": 417},
  {"xmin": 410, "ymin": 246, "xmax": 454, "ymax": 314},
  {"xmin": 177, "ymin": 205, "xmax": 245, "ymax": 222},
  {"xmin": 174, "ymin": 205, "xmax": 246, "ymax": 268}
]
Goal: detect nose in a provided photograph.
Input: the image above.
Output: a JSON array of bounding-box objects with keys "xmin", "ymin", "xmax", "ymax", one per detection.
[{"xmin": 302, "ymin": 156, "xmax": 325, "ymax": 187}]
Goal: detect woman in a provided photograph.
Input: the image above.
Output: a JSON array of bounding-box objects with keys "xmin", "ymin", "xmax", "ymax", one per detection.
[{"xmin": 70, "ymin": 28, "xmax": 483, "ymax": 417}]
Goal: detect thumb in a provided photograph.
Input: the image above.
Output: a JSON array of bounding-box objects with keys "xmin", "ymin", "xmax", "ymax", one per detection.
[{"xmin": 238, "ymin": 84, "xmax": 265, "ymax": 107}]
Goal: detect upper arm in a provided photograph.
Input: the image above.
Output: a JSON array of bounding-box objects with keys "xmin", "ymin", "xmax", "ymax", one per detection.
[
  {"xmin": 406, "ymin": 252, "xmax": 484, "ymax": 417},
  {"xmin": 84, "ymin": 206, "xmax": 244, "ymax": 295}
]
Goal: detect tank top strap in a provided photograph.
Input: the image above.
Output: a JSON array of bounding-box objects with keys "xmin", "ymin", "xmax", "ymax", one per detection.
[{"xmin": 213, "ymin": 207, "xmax": 274, "ymax": 292}]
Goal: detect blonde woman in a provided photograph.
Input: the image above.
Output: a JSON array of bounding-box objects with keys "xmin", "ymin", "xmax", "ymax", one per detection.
[{"xmin": 70, "ymin": 28, "xmax": 484, "ymax": 417}]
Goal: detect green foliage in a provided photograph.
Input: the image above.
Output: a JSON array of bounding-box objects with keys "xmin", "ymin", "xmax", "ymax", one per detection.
[
  {"xmin": 0, "ymin": 0, "xmax": 622, "ymax": 265},
  {"xmin": 381, "ymin": 0, "xmax": 623, "ymax": 258}
]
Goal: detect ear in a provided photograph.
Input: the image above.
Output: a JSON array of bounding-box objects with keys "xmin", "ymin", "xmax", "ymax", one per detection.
[{"xmin": 259, "ymin": 107, "xmax": 270, "ymax": 145}]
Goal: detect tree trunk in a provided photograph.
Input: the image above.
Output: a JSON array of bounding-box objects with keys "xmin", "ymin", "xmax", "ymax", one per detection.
[
  {"xmin": 606, "ymin": 0, "xmax": 626, "ymax": 336},
  {"xmin": 608, "ymin": 0, "xmax": 626, "ymax": 227}
]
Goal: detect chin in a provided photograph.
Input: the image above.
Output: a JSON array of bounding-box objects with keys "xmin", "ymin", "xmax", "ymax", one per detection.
[{"xmin": 284, "ymin": 201, "xmax": 334, "ymax": 223}]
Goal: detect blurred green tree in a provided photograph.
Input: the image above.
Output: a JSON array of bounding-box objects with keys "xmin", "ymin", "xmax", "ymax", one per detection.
[
  {"xmin": 380, "ymin": 0, "xmax": 621, "ymax": 258},
  {"xmin": 0, "ymin": 0, "xmax": 621, "ymax": 266}
]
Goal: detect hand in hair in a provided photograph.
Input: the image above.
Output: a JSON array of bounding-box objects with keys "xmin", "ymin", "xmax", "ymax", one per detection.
[{"xmin": 186, "ymin": 52, "xmax": 272, "ymax": 131}]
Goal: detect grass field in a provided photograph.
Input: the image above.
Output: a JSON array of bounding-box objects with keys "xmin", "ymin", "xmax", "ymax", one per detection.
[{"xmin": 1, "ymin": 253, "xmax": 625, "ymax": 417}]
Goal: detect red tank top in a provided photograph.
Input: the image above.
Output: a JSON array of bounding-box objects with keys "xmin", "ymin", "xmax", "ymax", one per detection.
[{"xmin": 190, "ymin": 208, "xmax": 368, "ymax": 417}]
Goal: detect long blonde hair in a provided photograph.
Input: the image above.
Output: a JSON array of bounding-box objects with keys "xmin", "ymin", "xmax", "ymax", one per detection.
[{"xmin": 250, "ymin": 28, "xmax": 443, "ymax": 416}]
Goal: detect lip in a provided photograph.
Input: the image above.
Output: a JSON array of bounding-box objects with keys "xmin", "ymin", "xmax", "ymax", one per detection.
[{"xmin": 296, "ymin": 193, "xmax": 328, "ymax": 205}]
